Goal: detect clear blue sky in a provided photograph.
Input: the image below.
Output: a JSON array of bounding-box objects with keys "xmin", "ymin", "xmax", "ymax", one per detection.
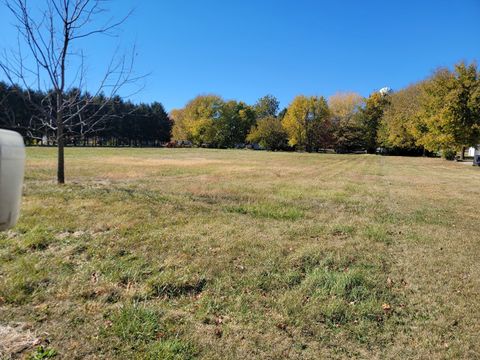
[{"xmin": 0, "ymin": 0, "xmax": 479, "ymax": 111}]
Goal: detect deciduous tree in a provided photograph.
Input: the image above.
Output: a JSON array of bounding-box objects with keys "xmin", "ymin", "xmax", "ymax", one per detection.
[
  {"xmin": 0, "ymin": 0, "xmax": 140, "ymax": 183},
  {"xmin": 254, "ymin": 95, "xmax": 280, "ymax": 119},
  {"xmin": 360, "ymin": 91, "xmax": 390, "ymax": 153},
  {"xmin": 213, "ymin": 101, "xmax": 255, "ymax": 148},
  {"xmin": 282, "ymin": 95, "xmax": 332, "ymax": 152},
  {"xmin": 247, "ymin": 116, "xmax": 288, "ymax": 150},
  {"xmin": 377, "ymin": 84, "xmax": 423, "ymax": 152},
  {"xmin": 171, "ymin": 108, "xmax": 188, "ymax": 141},
  {"xmin": 329, "ymin": 92, "xmax": 364, "ymax": 152},
  {"xmin": 415, "ymin": 62, "xmax": 480, "ymax": 158},
  {"xmin": 180, "ymin": 95, "xmax": 224, "ymax": 146}
]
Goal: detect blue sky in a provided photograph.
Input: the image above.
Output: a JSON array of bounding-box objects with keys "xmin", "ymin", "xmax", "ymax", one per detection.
[{"xmin": 0, "ymin": 0, "xmax": 479, "ymax": 111}]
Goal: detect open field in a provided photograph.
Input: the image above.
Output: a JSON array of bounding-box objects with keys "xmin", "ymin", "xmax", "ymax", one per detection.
[{"xmin": 1, "ymin": 148, "xmax": 480, "ymax": 359}]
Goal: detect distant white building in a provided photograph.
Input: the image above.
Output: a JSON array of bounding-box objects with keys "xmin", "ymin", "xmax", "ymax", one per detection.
[{"xmin": 468, "ymin": 146, "xmax": 479, "ymax": 157}]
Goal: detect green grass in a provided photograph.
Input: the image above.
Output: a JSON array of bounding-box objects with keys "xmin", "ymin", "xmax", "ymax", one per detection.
[
  {"xmin": 225, "ymin": 203, "xmax": 304, "ymax": 220},
  {"xmin": 1, "ymin": 148, "xmax": 479, "ymax": 359}
]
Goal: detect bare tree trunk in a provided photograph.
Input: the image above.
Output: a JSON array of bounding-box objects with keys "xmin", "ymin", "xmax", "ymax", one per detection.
[
  {"xmin": 461, "ymin": 146, "xmax": 465, "ymax": 160},
  {"xmin": 57, "ymin": 128, "xmax": 65, "ymax": 184},
  {"xmin": 57, "ymin": 91, "xmax": 65, "ymax": 184}
]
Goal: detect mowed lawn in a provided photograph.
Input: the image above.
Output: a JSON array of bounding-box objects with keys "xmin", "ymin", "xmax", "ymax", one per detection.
[{"xmin": 1, "ymin": 148, "xmax": 479, "ymax": 359}]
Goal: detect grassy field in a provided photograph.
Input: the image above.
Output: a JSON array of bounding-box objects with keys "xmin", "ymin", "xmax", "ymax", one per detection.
[{"xmin": 1, "ymin": 148, "xmax": 479, "ymax": 359}]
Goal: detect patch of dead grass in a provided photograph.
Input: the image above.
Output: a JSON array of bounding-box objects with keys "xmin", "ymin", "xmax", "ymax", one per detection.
[{"xmin": 1, "ymin": 148, "xmax": 478, "ymax": 359}]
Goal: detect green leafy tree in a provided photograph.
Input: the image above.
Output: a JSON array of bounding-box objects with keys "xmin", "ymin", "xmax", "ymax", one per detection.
[
  {"xmin": 377, "ymin": 84, "xmax": 423, "ymax": 152},
  {"xmin": 282, "ymin": 95, "xmax": 332, "ymax": 152},
  {"xmin": 360, "ymin": 91, "xmax": 391, "ymax": 153},
  {"xmin": 179, "ymin": 95, "xmax": 224, "ymax": 146},
  {"xmin": 247, "ymin": 116, "xmax": 288, "ymax": 150},
  {"xmin": 171, "ymin": 96, "xmax": 255, "ymax": 147},
  {"xmin": 278, "ymin": 108, "xmax": 288, "ymax": 120},
  {"xmin": 329, "ymin": 92, "xmax": 365, "ymax": 152},
  {"xmin": 171, "ymin": 108, "xmax": 188, "ymax": 141},
  {"xmin": 254, "ymin": 95, "xmax": 280, "ymax": 119},
  {"xmin": 415, "ymin": 62, "xmax": 480, "ymax": 158},
  {"xmin": 213, "ymin": 101, "xmax": 256, "ymax": 147}
]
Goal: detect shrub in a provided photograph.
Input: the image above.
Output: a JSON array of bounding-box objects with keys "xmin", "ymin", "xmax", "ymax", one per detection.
[{"xmin": 442, "ymin": 148, "xmax": 456, "ymax": 160}]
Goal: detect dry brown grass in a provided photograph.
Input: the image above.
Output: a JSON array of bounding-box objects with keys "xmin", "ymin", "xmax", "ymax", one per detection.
[{"xmin": 0, "ymin": 148, "xmax": 479, "ymax": 359}]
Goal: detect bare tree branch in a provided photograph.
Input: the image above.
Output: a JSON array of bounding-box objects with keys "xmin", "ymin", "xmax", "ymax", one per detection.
[{"xmin": 0, "ymin": 0, "xmax": 142, "ymax": 183}]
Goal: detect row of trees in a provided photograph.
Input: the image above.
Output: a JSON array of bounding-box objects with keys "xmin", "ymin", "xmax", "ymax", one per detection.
[
  {"xmin": 3, "ymin": 61, "xmax": 478, "ymax": 158},
  {"xmin": 170, "ymin": 91, "xmax": 384, "ymax": 153},
  {"xmin": 171, "ymin": 61, "xmax": 480, "ymax": 158},
  {"xmin": 378, "ymin": 62, "xmax": 480, "ymax": 158},
  {"xmin": 0, "ymin": 82, "xmax": 172, "ymax": 147}
]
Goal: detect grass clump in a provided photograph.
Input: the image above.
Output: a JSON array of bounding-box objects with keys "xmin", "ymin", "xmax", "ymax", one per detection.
[
  {"xmin": 22, "ymin": 226, "xmax": 55, "ymax": 251},
  {"xmin": 108, "ymin": 305, "xmax": 162, "ymax": 347},
  {"xmin": 363, "ymin": 224, "xmax": 391, "ymax": 244},
  {"xmin": 303, "ymin": 266, "xmax": 377, "ymax": 303},
  {"xmin": 106, "ymin": 305, "xmax": 197, "ymax": 359},
  {"xmin": 281, "ymin": 250, "xmax": 394, "ymax": 330},
  {"xmin": 0, "ymin": 256, "xmax": 50, "ymax": 304},
  {"xmin": 145, "ymin": 340, "xmax": 197, "ymax": 360},
  {"xmin": 225, "ymin": 203, "xmax": 304, "ymax": 220},
  {"xmin": 147, "ymin": 272, "xmax": 207, "ymax": 298}
]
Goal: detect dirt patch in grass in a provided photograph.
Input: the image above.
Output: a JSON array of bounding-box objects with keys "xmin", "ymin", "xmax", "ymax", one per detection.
[{"xmin": 0, "ymin": 324, "xmax": 40, "ymax": 357}]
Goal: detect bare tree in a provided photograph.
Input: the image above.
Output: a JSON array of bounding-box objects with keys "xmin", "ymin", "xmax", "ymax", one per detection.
[{"xmin": 0, "ymin": 0, "xmax": 141, "ymax": 183}]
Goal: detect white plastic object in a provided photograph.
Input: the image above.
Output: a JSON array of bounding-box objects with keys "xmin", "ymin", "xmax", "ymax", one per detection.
[{"xmin": 0, "ymin": 129, "xmax": 25, "ymax": 231}]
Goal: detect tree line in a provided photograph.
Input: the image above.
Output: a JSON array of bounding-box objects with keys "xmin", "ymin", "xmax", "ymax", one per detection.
[
  {"xmin": 0, "ymin": 82, "xmax": 172, "ymax": 147},
  {"xmin": 1, "ymin": 61, "xmax": 479, "ymax": 159},
  {"xmin": 171, "ymin": 61, "xmax": 480, "ymax": 158}
]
